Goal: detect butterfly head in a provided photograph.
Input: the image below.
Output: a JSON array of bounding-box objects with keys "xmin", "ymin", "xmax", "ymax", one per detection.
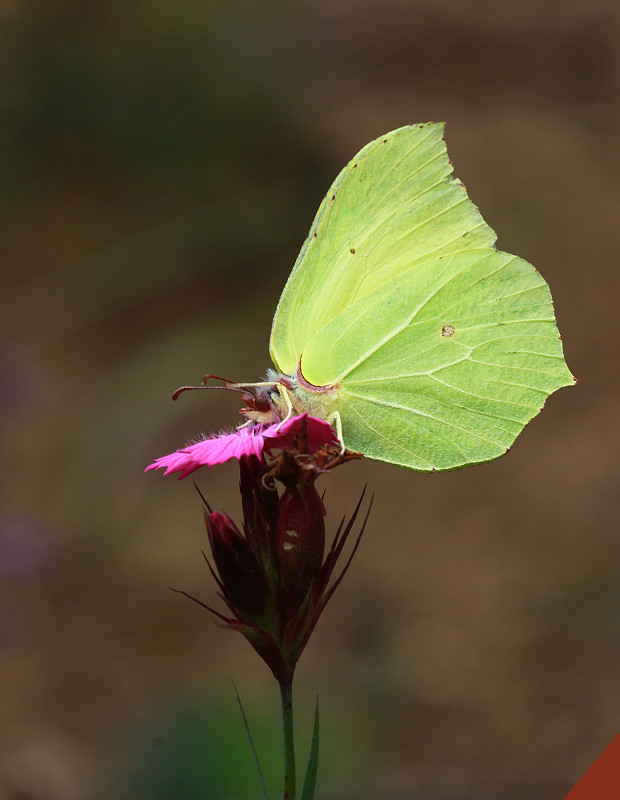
[{"xmin": 238, "ymin": 385, "xmax": 283, "ymax": 425}]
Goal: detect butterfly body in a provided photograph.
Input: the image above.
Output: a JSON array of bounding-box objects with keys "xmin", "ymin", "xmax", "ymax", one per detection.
[{"xmin": 262, "ymin": 367, "xmax": 341, "ymax": 428}]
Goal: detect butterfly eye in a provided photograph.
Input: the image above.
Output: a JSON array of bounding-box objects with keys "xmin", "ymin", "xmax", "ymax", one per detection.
[{"xmin": 253, "ymin": 393, "xmax": 272, "ymax": 413}]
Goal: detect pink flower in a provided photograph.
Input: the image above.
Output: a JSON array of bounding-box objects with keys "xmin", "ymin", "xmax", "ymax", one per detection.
[{"xmin": 145, "ymin": 414, "xmax": 338, "ymax": 479}]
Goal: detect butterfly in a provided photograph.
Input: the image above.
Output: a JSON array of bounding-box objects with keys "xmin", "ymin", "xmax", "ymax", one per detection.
[{"xmin": 214, "ymin": 123, "xmax": 574, "ymax": 472}]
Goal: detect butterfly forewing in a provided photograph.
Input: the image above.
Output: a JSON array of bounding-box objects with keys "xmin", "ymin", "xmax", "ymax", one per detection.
[{"xmin": 270, "ymin": 123, "xmax": 496, "ymax": 375}]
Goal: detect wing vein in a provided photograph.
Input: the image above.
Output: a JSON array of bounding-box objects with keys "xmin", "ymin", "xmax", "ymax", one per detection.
[{"xmin": 345, "ymin": 390, "xmax": 506, "ymax": 449}]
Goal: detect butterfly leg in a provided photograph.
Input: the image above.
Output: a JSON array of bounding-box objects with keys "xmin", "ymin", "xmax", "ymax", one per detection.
[
  {"xmin": 326, "ymin": 411, "xmax": 345, "ymax": 454},
  {"xmin": 274, "ymin": 383, "xmax": 295, "ymax": 431}
]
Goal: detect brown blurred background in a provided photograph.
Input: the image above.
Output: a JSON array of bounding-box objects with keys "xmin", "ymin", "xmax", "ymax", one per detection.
[{"xmin": 1, "ymin": 1, "xmax": 618, "ymax": 798}]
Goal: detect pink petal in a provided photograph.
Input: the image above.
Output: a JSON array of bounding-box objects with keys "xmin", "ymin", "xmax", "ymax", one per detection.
[
  {"xmin": 262, "ymin": 414, "xmax": 338, "ymax": 454},
  {"xmin": 145, "ymin": 426, "xmax": 266, "ymax": 479},
  {"xmin": 145, "ymin": 415, "xmax": 338, "ymax": 480}
]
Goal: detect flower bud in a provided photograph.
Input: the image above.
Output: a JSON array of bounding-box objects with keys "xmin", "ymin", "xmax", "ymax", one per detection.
[
  {"xmin": 204, "ymin": 510, "xmax": 272, "ymax": 624},
  {"xmin": 277, "ymin": 483, "xmax": 325, "ymax": 614},
  {"xmin": 239, "ymin": 455, "xmax": 278, "ymax": 577}
]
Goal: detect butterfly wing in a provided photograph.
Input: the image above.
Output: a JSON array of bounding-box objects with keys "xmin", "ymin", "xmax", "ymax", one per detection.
[
  {"xmin": 299, "ymin": 248, "xmax": 574, "ymax": 471},
  {"xmin": 270, "ymin": 123, "xmax": 496, "ymax": 375}
]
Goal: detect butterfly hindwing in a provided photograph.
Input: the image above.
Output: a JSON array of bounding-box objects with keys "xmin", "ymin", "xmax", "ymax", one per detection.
[{"xmin": 299, "ymin": 248, "xmax": 572, "ymax": 470}]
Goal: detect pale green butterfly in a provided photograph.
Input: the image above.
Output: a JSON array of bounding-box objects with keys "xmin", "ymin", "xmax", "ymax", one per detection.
[{"xmin": 232, "ymin": 123, "xmax": 573, "ymax": 471}]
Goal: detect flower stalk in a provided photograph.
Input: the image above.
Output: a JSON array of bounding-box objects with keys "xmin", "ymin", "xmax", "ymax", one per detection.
[{"xmin": 280, "ymin": 679, "xmax": 296, "ymax": 800}]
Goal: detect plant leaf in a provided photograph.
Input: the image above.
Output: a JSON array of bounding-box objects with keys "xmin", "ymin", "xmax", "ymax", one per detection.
[
  {"xmin": 232, "ymin": 681, "xmax": 270, "ymax": 800},
  {"xmin": 300, "ymin": 697, "xmax": 320, "ymax": 800}
]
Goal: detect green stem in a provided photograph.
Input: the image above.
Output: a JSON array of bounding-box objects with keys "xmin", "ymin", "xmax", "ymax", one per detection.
[{"xmin": 279, "ymin": 678, "xmax": 296, "ymax": 800}]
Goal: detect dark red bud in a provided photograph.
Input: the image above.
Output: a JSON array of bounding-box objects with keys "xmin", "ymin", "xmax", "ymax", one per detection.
[
  {"xmin": 239, "ymin": 456, "xmax": 278, "ymax": 571},
  {"xmin": 277, "ymin": 483, "xmax": 325, "ymax": 611},
  {"xmin": 205, "ymin": 511, "xmax": 272, "ymax": 622}
]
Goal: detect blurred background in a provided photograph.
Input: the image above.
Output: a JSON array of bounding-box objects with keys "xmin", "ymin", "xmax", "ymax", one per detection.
[{"xmin": 1, "ymin": 1, "xmax": 619, "ymax": 798}]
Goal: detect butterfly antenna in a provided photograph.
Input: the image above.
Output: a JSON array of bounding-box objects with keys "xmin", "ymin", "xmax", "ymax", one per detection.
[
  {"xmin": 227, "ymin": 380, "xmax": 280, "ymax": 389},
  {"xmin": 172, "ymin": 374, "xmax": 280, "ymax": 401},
  {"xmin": 172, "ymin": 374, "xmax": 244, "ymax": 401},
  {"xmin": 200, "ymin": 373, "xmax": 236, "ymax": 385}
]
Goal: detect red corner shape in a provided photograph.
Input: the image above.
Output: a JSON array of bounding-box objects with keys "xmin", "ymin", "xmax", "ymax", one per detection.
[{"xmin": 564, "ymin": 732, "xmax": 620, "ymax": 798}]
